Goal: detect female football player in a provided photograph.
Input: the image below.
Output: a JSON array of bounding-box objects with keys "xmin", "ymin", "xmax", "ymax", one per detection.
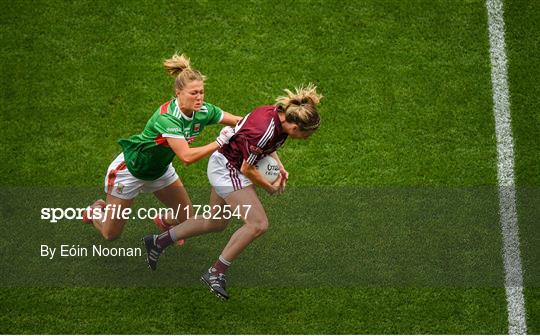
[
  {"xmin": 83, "ymin": 53, "xmax": 242, "ymax": 241},
  {"xmin": 143, "ymin": 84, "xmax": 322, "ymax": 300}
]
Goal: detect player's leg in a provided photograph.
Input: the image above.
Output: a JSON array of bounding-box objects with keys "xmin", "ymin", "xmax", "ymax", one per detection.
[
  {"xmin": 143, "ymin": 151, "xmax": 236, "ymax": 268},
  {"xmin": 145, "ymin": 163, "xmax": 193, "ymax": 234},
  {"xmin": 152, "ymin": 178, "xmax": 192, "ymax": 227},
  {"xmin": 220, "ymin": 185, "xmax": 267, "ymax": 261},
  {"xmin": 161, "ymin": 187, "xmax": 231, "ymax": 235},
  {"xmin": 201, "ymin": 185, "xmax": 267, "ymax": 300},
  {"xmin": 84, "ymin": 153, "xmax": 139, "ymax": 240},
  {"xmin": 143, "ymin": 187, "xmax": 231, "ymax": 270},
  {"xmin": 94, "ymin": 194, "xmax": 134, "ymax": 240}
]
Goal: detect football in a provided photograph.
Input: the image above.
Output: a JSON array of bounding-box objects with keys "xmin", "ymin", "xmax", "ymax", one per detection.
[{"xmin": 255, "ymin": 155, "xmax": 280, "ymax": 183}]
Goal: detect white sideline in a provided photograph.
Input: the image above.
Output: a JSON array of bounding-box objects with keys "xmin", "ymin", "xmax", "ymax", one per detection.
[{"xmin": 486, "ymin": 0, "xmax": 527, "ymax": 334}]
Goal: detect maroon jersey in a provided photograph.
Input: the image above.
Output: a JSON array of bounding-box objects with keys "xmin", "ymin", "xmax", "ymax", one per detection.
[{"xmin": 220, "ymin": 105, "xmax": 288, "ymax": 170}]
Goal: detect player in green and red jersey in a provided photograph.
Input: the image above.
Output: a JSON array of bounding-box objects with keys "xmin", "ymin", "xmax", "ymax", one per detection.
[{"xmin": 83, "ymin": 53, "xmax": 242, "ymax": 241}]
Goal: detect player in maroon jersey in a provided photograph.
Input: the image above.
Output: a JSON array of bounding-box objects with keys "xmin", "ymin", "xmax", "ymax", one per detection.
[{"xmin": 143, "ymin": 84, "xmax": 322, "ymax": 300}]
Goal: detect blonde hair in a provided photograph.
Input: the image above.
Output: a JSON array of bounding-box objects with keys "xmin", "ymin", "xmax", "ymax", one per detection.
[
  {"xmin": 163, "ymin": 53, "xmax": 206, "ymax": 91},
  {"xmin": 275, "ymin": 83, "xmax": 322, "ymax": 131}
]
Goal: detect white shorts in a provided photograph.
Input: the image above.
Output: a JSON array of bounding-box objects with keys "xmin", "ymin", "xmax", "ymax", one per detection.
[
  {"xmin": 207, "ymin": 152, "xmax": 252, "ymax": 199},
  {"xmin": 104, "ymin": 153, "xmax": 179, "ymax": 200}
]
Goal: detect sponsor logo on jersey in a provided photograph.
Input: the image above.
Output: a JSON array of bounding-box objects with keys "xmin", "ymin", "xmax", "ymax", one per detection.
[
  {"xmin": 167, "ymin": 127, "xmax": 182, "ymax": 133},
  {"xmin": 249, "ymin": 145, "xmax": 263, "ymax": 155}
]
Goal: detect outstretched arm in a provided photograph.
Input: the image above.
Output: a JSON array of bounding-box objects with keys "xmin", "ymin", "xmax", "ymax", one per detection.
[
  {"xmin": 167, "ymin": 137, "xmax": 219, "ymax": 166},
  {"xmin": 167, "ymin": 127, "xmax": 235, "ymax": 166},
  {"xmin": 220, "ymin": 112, "xmax": 242, "ymax": 126}
]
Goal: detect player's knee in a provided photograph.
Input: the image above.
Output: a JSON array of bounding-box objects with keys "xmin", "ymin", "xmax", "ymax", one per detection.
[{"xmin": 248, "ymin": 219, "xmax": 268, "ymax": 237}]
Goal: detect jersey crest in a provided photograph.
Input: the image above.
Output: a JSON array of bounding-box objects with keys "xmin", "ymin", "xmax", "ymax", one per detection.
[{"xmin": 249, "ymin": 145, "xmax": 264, "ymax": 155}]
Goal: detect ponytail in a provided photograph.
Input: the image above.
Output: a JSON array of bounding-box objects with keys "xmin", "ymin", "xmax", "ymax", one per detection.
[
  {"xmin": 163, "ymin": 53, "xmax": 206, "ymax": 91},
  {"xmin": 275, "ymin": 83, "xmax": 322, "ymax": 131},
  {"xmin": 163, "ymin": 53, "xmax": 192, "ymax": 77}
]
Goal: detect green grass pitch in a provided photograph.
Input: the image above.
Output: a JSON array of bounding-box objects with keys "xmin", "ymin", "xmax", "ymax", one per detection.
[{"xmin": 0, "ymin": 0, "xmax": 538, "ymax": 334}]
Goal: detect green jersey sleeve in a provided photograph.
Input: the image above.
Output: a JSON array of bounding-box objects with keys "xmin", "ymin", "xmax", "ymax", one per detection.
[
  {"xmin": 154, "ymin": 114, "xmax": 185, "ymax": 139},
  {"xmin": 204, "ymin": 102, "xmax": 224, "ymax": 125}
]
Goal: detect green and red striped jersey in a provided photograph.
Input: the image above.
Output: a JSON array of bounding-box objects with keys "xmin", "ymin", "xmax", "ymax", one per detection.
[{"xmin": 118, "ymin": 98, "xmax": 223, "ymax": 180}]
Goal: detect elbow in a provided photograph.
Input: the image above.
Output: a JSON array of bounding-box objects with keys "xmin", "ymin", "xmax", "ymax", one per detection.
[
  {"xmin": 178, "ymin": 155, "xmax": 194, "ymax": 166},
  {"xmin": 182, "ymin": 158, "xmax": 194, "ymax": 166}
]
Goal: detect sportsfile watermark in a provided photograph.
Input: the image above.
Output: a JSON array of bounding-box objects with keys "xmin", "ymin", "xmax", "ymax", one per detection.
[
  {"xmin": 40, "ymin": 204, "xmax": 252, "ymax": 223},
  {"xmin": 2, "ymin": 186, "xmax": 538, "ymax": 287}
]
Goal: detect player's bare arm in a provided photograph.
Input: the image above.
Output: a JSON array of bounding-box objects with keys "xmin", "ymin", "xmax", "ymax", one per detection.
[
  {"xmin": 240, "ymin": 160, "xmax": 282, "ymax": 195},
  {"xmin": 168, "ymin": 126, "xmax": 235, "ymax": 166},
  {"xmin": 220, "ymin": 112, "xmax": 242, "ymax": 126},
  {"xmin": 269, "ymin": 151, "xmax": 288, "ymax": 192},
  {"xmin": 167, "ymin": 137, "xmax": 219, "ymax": 166},
  {"xmin": 167, "ymin": 126, "xmax": 234, "ymax": 165}
]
